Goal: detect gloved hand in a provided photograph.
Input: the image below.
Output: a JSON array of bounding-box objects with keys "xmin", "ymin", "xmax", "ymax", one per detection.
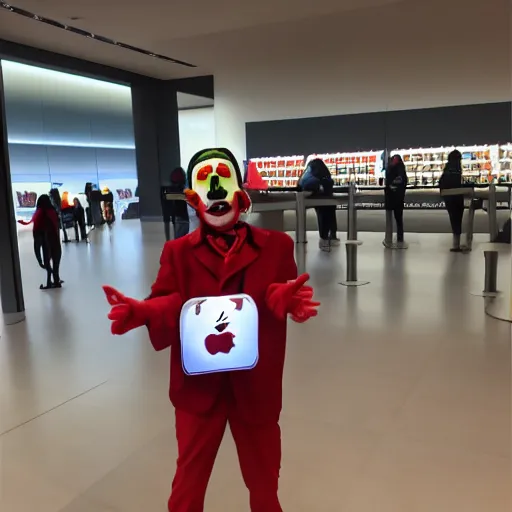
[
  {"xmin": 266, "ymin": 273, "xmax": 320, "ymax": 323},
  {"xmin": 103, "ymin": 286, "xmax": 148, "ymax": 335}
]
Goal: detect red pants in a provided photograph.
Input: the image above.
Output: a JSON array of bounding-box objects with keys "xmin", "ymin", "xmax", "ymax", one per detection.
[{"xmin": 168, "ymin": 406, "xmax": 282, "ymax": 512}]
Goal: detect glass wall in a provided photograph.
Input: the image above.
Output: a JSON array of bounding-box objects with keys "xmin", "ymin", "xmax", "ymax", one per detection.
[{"xmin": 2, "ymin": 60, "xmax": 138, "ymax": 221}]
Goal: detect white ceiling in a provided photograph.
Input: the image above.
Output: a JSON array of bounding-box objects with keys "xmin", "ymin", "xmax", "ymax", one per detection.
[{"xmin": 0, "ymin": 0, "xmax": 403, "ymax": 79}]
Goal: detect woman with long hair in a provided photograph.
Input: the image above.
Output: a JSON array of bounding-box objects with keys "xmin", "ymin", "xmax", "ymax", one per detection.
[{"xmin": 18, "ymin": 194, "xmax": 62, "ymax": 289}]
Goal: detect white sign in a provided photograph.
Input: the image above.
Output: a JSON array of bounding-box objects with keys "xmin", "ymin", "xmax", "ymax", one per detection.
[{"xmin": 180, "ymin": 294, "xmax": 259, "ymax": 376}]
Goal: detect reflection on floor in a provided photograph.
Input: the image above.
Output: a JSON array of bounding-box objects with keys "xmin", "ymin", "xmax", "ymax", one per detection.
[{"xmin": 1, "ymin": 221, "xmax": 510, "ymax": 512}]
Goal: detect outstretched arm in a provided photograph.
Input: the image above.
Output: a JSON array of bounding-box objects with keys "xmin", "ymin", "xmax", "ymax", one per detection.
[
  {"xmin": 103, "ymin": 243, "xmax": 182, "ymax": 350},
  {"xmin": 265, "ymin": 235, "xmax": 320, "ymax": 323}
]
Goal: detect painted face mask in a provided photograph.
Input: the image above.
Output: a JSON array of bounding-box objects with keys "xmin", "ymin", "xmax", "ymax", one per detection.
[{"xmin": 185, "ymin": 148, "xmax": 251, "ymax": 231}]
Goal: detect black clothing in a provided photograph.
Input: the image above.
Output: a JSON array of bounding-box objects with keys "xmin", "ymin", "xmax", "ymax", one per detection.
[
  {"xmin": 385, "ymin": 159, "xmax": 408, "ymax": 242},
  {"xmin": 161, "ymin": 167, "xmax": 189, "ymax": 241},
  {"xmin": 315, "ymin": 206, "xmax": 337, "ymax": 240},
  {"xmin": 439, "ymin": 163, "xmax": 462, "ymax": 190},
  {"xmin": 393, "ymin": 204, "xmax": 405, "ymax": 242},
  {"xmin": 384, "ymin": 160, "xmax": 408, "ymax": 210},
  {"xmin": 73, "ymin": 201, "xmax": 87, "ymax": 241},
  {"xmin": 444, "ymin": 195, "xmax": 464, "ymax": 236},
  {"xmin": 440, "ymin": 161, "xmax": 464, "ymax": 236},
  {"xmin": 299, "ymin": 159, "xmax": 337, "ymax": 241},
  {"xmin": 298, "ymin": 159, "xmax": 334, "ymax": 195}
]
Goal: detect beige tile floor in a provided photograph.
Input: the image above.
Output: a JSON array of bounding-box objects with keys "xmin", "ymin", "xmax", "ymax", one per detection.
[{"xmin": 0, "ymin": 221, "xmax": 511, "ymax": 512}]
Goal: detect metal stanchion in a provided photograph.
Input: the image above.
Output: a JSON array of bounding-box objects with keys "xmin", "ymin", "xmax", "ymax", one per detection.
[
  {"xmin": 487, "ymin": 183, "xmax": 498, "ymax": 242},
  {"xmin": 464, "ymin": 197, "xmax": 476, "ymax": 251},
  {"xmin": 295, "ymin": 239, "xmax": 306, "ymax": 275},
  {"xmin": 383, "ymin": 210, "xmax": 393, "ymax": 246},
  {"xmin": 347, "ymin": 182, "xmax": 356, "ymax": 241},
  {"xmin": 341, "ymin": 183, "xmax": 369, "ymax": 287},
  {"xmin": 483, "ymin": 250, "xmax": 498, "ymax": 294},
  {"xmin": 471, "ymin": 250, "xmax": 500, "ymax": 297},
  {"xmin": 295, "ymin": 191, "xmax": 307, "ymax": 244}
]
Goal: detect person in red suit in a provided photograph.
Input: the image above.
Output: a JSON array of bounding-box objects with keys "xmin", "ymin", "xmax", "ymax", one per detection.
[{"xmin": 103, "ymin": 148, "xmax": 319, "ymax": 511}]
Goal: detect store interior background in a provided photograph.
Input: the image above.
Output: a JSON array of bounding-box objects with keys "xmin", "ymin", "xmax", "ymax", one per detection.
[{"xmin": 4, "ymin": 0, "xmax": 510, "ymax": 227}]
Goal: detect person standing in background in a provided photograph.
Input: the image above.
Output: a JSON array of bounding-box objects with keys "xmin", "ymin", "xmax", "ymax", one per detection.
[
  {"xmin": 18, "ymin": 194, "xmax": 62, "ymax": 289},
  {"xmin": 73, "ymin": 197, "xmax": 88, "ymax": 242},
  {"xmin": 439, "ymin": 150, "xmax": 465, "ymax": 252},
  {"xmin": 161, "ymin": 167, "xmax": 190, "ymax": 241},
  {"xmin": 298, "ymin": 158, "xmax": 338, "ymax": 252},
  {"xmin": 384, "ymin": 155, "xmax": 408, "ymax": 248}
]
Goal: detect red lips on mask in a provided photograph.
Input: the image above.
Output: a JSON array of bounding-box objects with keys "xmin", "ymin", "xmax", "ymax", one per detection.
[{"xmin": 184, "ymin": 189, "xmax": 251, "ymax": 232}]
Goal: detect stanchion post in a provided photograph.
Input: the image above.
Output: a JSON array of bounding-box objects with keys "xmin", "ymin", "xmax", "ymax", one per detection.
[
  {"xmin": 464, "ymin": 193, "xmax": 476, "ymax": 251},
  {"xmin": 346, "ymin": 243, "xmax": 357, "ymax": 281},
  {"xmin": 471, "ymin": 249, "xmax": 500, "ymax": 297},
  {"xmin": 384, "ymin": 210, "xmax": 393, "ymax": 245},
  {"xmin": 488, "ymin": 183, "xmax": 498, "ymax": 242},
  {"xmin": 340, "ymin": 182, "xmax": 369, "ymax": 287},
  {"xmin": 483, "ymin": 250, "xmax": 498, "ymax": 294},
  {"xmin": 347, "ymin": 182, "xmax": 357, "ymax": 241},
  {"xmin": 295, "ymin": 191, "xmax": 307, "ymax": 244}
]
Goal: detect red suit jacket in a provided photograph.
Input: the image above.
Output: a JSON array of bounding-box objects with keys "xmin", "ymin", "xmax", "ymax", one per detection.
[{"xmin": 147, "ymin": 224, "xmax": 297, "ymax": 424}]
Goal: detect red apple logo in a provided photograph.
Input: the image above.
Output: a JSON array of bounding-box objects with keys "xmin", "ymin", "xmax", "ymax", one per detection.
[
  {"xmin": 192, "ymin": 298, "xmax": 247, "ymax": 356},
  {"xmin": 205, "ymin": 331, "xmax": 236, "ymax": 355}
]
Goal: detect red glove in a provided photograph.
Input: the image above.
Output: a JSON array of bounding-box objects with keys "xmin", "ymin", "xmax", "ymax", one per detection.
[
  {"xmin": 266, "ymin": 273, "xmax": 320, "ymax": 323},
  {"xmin": 103, "ymin": 285, "xmax": 181, "ymax": 336}
]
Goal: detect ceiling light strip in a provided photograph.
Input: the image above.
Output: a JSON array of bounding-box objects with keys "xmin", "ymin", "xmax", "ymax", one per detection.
[
  {"xmin": 0, "ymin": 2, "xmax": 196, "ymax": 68},
  {"xmin": 8, "ymin": 139, "xmax": 135, "ymax": 149}
]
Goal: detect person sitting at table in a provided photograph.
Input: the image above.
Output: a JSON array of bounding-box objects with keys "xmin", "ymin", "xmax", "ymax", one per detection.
[
  {"xmin": 439, "ymin": 150, "xmax": 465, "ymax": 252},
  {"xmin": 298, "ymin": 158, "xmax": 338, "ymax": 252}
]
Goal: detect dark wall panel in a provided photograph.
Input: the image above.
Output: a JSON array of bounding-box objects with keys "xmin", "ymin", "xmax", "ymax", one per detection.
[
  {"xmin": 246, "ymin": 102, "xmax": 512, "ymax": 158},
  {"xmin": 131, "ymin": 80, "xmax": 180, "ymax": 219},
  {"xmin": 386, "ymin": 102, "xmax": 512, "ymax": 149},
  {"xmin": 172, "ymin": 75, "xmax": 214, "ymax": 99},
  {"xmin": 246, "ymin": 112, "xmax": 386, "ymax": 158}
]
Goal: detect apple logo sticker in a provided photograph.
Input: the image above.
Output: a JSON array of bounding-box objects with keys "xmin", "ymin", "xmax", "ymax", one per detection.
[{"xmin": 180, "ymin": 294, "xmax": 259, "ymax": 375}]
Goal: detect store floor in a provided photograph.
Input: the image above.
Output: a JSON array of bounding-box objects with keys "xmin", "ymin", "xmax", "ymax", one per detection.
[{"xmin": 1, "ymin": 221, "xmax": 511, "ymax": 512}]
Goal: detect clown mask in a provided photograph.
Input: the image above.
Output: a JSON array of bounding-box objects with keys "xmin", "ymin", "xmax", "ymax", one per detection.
[{"xmin": 185, "ymin": 149, "xmax": 251, "ymax": 231}]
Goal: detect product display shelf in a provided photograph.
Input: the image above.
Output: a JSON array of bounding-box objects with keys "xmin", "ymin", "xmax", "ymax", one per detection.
[
  {"xmin": 308, "ymin": 151, "xmax": 384, "ymax": 186},
  {"xmin": 498, "ymin": 143, "xmax": 512, "ymax": 183},
  {"xmin": 250, "ymin": 156, "xmax": 304, "ymax": 188},
  {"xmin": 391, "ymin": 145, "xmax": 499, "ymax": 186}
]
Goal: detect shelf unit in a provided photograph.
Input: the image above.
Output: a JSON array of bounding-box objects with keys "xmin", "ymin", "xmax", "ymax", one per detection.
[
  {"xmin": 250, "ymin": 155, "xmax": 304, "ymax": 188},
  {"xmin": 307, "ymin": 151, "xmax": 384, "ymax": 186},
  {"xmin": 391, "ymin": 145, "xmax": 499, "ymax": 186},
  {"xmin": 498, "ymin": 144, "xmax": 512, "ymax": 183},
  {"xmin": 250, "ymin": 144, "xmax": 512, "ymax": 189}
]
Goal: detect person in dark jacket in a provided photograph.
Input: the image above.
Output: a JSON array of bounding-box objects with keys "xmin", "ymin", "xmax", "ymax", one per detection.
[
  {"xmin": 161, "ymin": 167, "xmax": 190, "ymax": 241},
  {"xmin": 298, "ymin": 158, "xmax": 337, "ymax": 251},
  {"xmin": 384, "ymin": 155, "xmax": 408, "ymax": 248},
  {"xmin": 439, "ymin": 150, "xmax": 464, "ymax": 252},
  {"xmin": 73, "ymin": 198, "xmax": 87, "ymax": 242}
]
